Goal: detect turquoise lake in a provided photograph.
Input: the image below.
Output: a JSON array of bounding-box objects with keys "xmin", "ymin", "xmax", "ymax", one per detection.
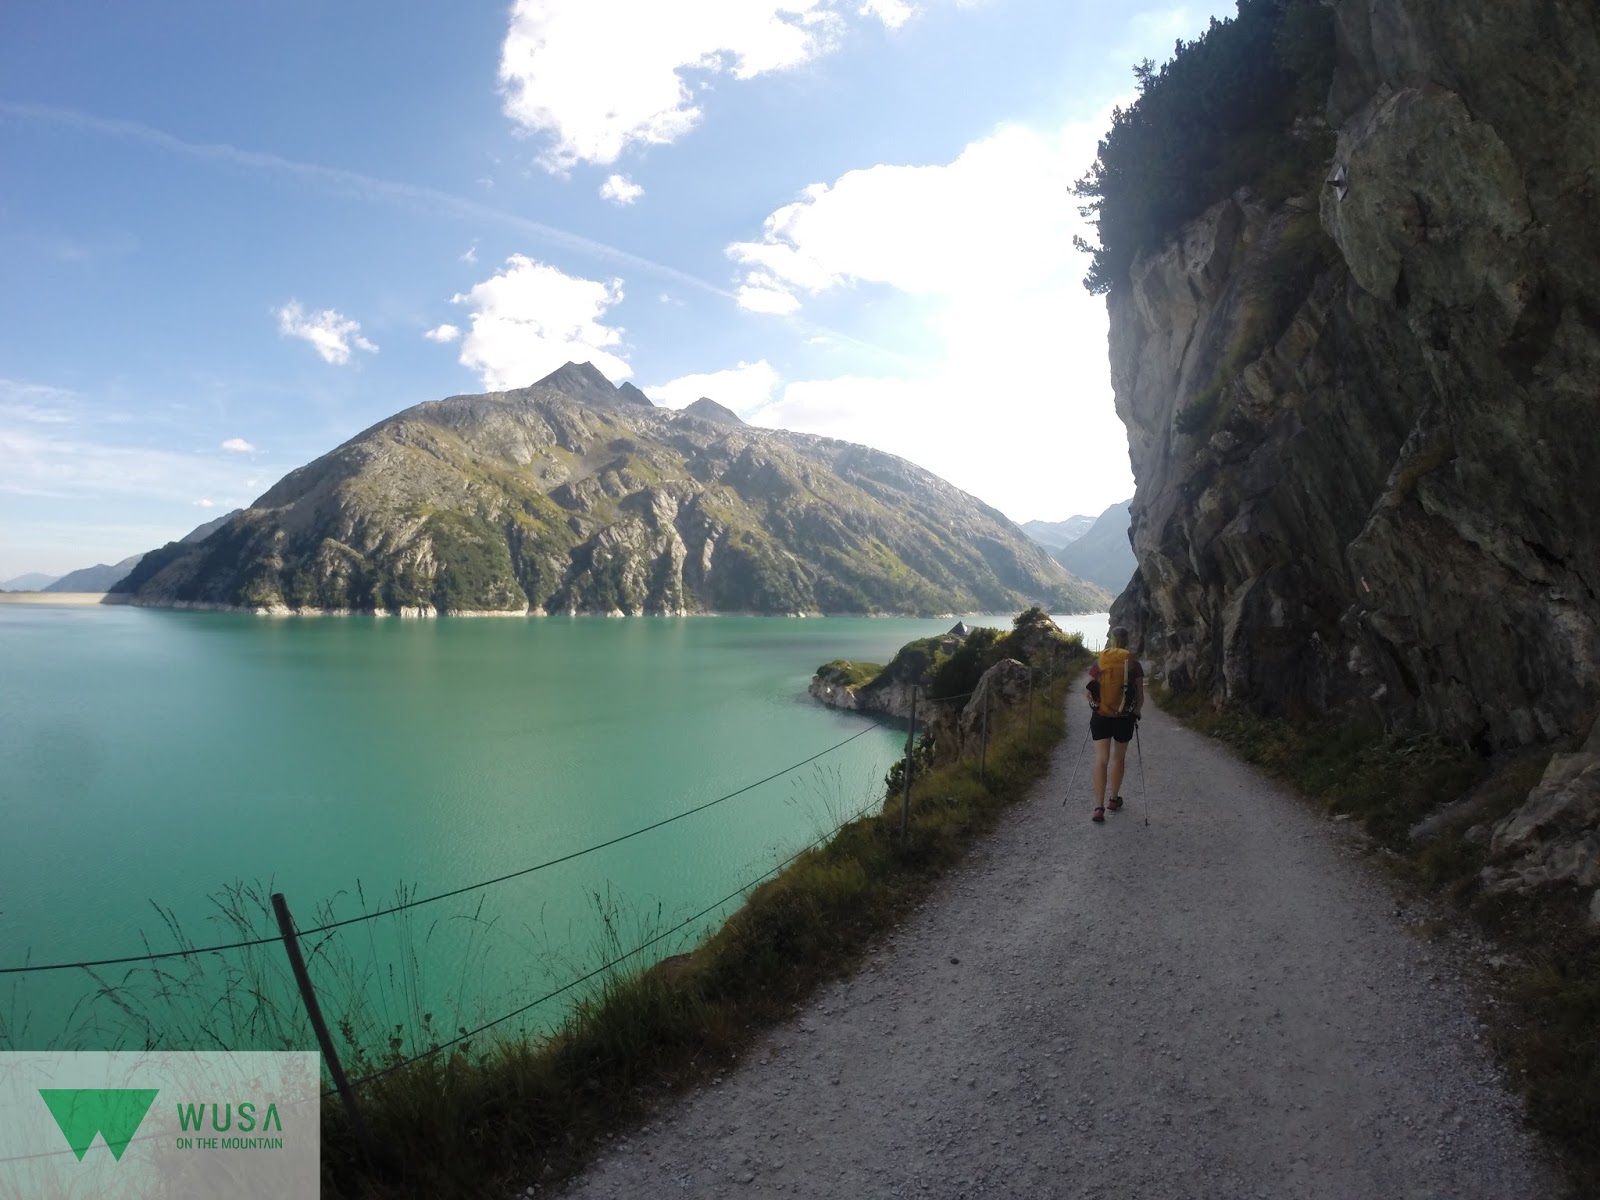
[{"xmin": 0, "ymin": 605, "xmax": 1106, "ymax": 1056}]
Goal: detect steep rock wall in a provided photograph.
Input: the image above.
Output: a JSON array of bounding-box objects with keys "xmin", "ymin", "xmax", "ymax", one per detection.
[{"xmin": 1111, "ymin": 0, "xmax": 1600, "ymax": 749}]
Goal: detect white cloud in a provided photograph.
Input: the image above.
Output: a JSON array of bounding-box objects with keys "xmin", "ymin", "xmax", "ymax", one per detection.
[
  {"xmin": 599, "ymin": 174, "xmax": 645, "ymax": 205},
  {"xmin": 722, "ymin": 110, "xmax": 1135, "ymax": 522},
  {"xmin": 498, "ymin": 0, "xmax": 915, "ymax": 170},
  {"xmin": 746, "ymin": 334, "xmax": 1132, "ymax": 525},
  {"xmin": 1128, "ymin": 5, "xmax": 1209, "ymax": 49},
  {"xmin": 193, "ymin": 497, "xmax": 216, "ymax": 508},
  {"xmin": 461, "ymin": 242, "xmax": 479, "ymax": 264},
  {"xmin": 646, "ymin": 360, "xmax": 780, "ymax": 411},
  {"xmin": 220, "ymin": 437, "xmax": 256, "ymax": 453},
  {"xmin": 728, "ymin": 123, "xmax": 1095, "ymax": 307},
  {"xmin": 858, "ymin": 0, "xmax": 916, "ymax": 28},
  {"xmin": 275, "ymin": 301, "xmax": 378, "ymax": 365},
  {"xmin": 735, "ymin": 280, "xmax": 803, "ymax": 315},
  {"xmin": 450, "ymin": 255, "xmax": 631, "ymax": 390},
  {"xmin": 423, "ymin": 323, "xmax": 462, "ymax": 343}
]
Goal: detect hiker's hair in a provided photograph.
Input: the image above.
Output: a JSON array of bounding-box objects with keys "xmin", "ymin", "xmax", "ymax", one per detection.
[{"xmin": 1108, "ymin": 625, "xmax": 1130, "ymax": 649}]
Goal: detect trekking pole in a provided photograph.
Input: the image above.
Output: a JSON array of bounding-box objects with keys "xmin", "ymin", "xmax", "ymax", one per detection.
[
  {"xmin": 1061, "ymin": 718, "xmax": 1092, "ymax": 807},
  {"xmin": 1135, "ymin": 719, "xmax": 1149, "ymax": 827}
]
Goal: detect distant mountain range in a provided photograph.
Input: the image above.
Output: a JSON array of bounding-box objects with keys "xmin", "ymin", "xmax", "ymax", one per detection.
[
  {"xmin": 1051, "ymin": 500, "xmax": 1135, "ymax": 595},
  {"xmin": 44, "ymin": 555, "xmax": 145, "ymax": 593},
  {"xmin": 0, "ymin": 572, "xmax": 59, "ymax": 591},
  {"xmin": 1, "ymin": 512, "xmax": 240, "ymax": 593},
  {"xmin": 1019, "ymin": 515, "xmax": 1095, "ymax": 550},
  {"xmin": 115, "ymin": 363, "xmax": 1114, "ymax": 617}
]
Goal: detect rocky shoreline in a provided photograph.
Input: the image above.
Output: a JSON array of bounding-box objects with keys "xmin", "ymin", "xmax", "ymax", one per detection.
[{"xmin": 101, "ymin": 595, "xmax": 990, "ymax": 620}]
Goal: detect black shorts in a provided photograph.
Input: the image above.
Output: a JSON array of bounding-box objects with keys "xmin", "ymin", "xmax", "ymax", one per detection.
[{"xmin": 1090, "ymin": 713, "xmax": 1135, "ymax": 743}]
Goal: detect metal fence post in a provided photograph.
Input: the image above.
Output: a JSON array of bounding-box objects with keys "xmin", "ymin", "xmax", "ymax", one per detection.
[
  {"xmin": 900, "ymin": 688, "xmax": 917, "ymax": 839},
  {"xmin": 271, "ymin": 892, "xmax": 381, "ymax": 1170}
]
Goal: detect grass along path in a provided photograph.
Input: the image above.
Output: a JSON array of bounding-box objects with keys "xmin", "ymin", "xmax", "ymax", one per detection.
[{"xmin": 557, "ymin": 689, "xmax": 1555, "ymax": 1199}]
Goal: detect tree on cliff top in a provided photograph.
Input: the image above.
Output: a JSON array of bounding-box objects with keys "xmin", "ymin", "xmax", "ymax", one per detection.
[{"xmin": 1073, "ymin": 0, "xmax": 1336, "ymax": 295}]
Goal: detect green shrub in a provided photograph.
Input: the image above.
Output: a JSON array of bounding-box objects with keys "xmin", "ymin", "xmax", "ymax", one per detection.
[
  {"xmin": 815, "ymin": 660, "xmax": 883, "ymax": 689},
  {"xmin": 927, "ymin": 627, "xmax": 1004, "ymax": 699},
  {"xmin": 1174, "ymin": 392, "xmax": 1222, "ymax": 437}
]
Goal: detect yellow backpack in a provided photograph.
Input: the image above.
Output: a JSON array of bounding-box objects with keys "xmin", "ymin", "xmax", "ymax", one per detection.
[{"xmin": 1096, "ymin": 647, "xmax": 1134, "ymax": 717}]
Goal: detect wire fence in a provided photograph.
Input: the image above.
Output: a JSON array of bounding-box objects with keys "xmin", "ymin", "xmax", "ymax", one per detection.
[
  {"xmin": 0, "ymin": 684, "xmax": 1017, "ymax": 979},
  {"xmin": 2, "ymin": 654, "xmax": 1079, "ymax": 1166},
  {"xmin": 0, "ymin": 725, "xmax": 884, "ymax": 977},
  {"xmin": 334, "ymin": 795, "xmax": 877, "ymax": 1095}
]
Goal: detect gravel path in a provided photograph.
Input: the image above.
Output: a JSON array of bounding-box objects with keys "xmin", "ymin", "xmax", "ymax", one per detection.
[{"xmin": 555, "ymin": 695, "xmax": 1555, "ymax": 1199}]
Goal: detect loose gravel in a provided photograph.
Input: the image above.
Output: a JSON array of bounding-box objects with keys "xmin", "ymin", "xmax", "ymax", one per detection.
[{"xmin": 552, "ymin": 697, "xmax": 1555, "ymax": 1199}]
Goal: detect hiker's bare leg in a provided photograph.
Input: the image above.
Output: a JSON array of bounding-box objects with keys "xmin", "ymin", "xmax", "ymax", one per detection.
[
  {"xmin": 1109, "ymin": 741, "xmax": 1129, "ymax": 802},
  {"xmin": 1092, "ymin": 738, "xmax": 1110, "ymax": 808}
]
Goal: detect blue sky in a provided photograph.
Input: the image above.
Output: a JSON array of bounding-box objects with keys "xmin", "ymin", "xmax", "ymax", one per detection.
[{"xmin": 0, "ymin": 0, "xmax": 1235, "ymax": 579}]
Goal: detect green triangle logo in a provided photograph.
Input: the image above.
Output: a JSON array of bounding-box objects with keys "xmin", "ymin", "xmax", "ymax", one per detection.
[{"xmin": 38, "ymin": 1088, "xmax": 160, "ymax": 1162}]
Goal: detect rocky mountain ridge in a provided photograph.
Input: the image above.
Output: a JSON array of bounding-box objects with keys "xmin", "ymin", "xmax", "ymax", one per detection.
[
  {"xmin": 1019, "ymin": 516, "xmax": 1094, "ymax": 550},
  {"xmin": 117, "ymin": 364, "xmax": 1108, "ymax": 618},
  {"xmin": 1108, "ymin": 0, "xmax": 1600, "ymax": 754},
  {"xmin": 1051, "ymin": 501, "xmax": 1136, "ymax": 595}
]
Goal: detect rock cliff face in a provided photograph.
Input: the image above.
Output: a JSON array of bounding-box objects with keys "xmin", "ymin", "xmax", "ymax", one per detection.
[
  {"xmin": 1482, "ymin": 719, "xmax": 1600, "ymax": 897},
  {"xmin": 1110, "ymin": 0, "xmax": 1600, "ymax": 750},
  {"xmin": 118, "ymin": 364, "xmax": 1098, "ymax": 617}
]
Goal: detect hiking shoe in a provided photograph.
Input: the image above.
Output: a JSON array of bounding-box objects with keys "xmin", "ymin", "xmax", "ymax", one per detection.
[
  {"xmin": 1107, "ymin": 796, "xmax": 1124, "ymax": 811},
  {"xmin": 1091, "ymin": 806, "xmax": 1105, "ymax": 823}
]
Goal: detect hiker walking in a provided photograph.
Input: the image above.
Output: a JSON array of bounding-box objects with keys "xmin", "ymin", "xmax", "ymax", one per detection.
[{"xmin": 1086, "ymin": 625, "xmax": 1143, "ymax": 823}]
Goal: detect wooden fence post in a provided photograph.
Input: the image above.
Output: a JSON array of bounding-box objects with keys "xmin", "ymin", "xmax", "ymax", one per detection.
[
  {"xmin": 900, "ymin": 688, "xmax": 917, "ymax": 839},
  {"xmin": 272, "ymin": 892, "xmax": 382, "ymax": 1170},
  {"xmin": 980, "ymin": 688, "xmax": 988, "ymax": 786},
  {"xmin": 1028, "ymin": 668, "xmax": 1034, "ymax": 740}
]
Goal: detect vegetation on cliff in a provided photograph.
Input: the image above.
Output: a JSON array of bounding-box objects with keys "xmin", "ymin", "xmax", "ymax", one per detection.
[
  {"xmin": 115, "ymin": 363, "xmax": 1102, "ymax": 618},
  {"xmin": 813, "ymin": 660, "xmax": 883, "ymax": 690},
  {"xmin": 925, "ymin": 609, "xmax": 1082, "ymax": 699},
  {"xmin": 1073, "ymin": 0, "xmax": 1335, "ymax": 294},
  {"xmin": 812, "ymin": 609, "xmax": 1089, "ymax": 713}
]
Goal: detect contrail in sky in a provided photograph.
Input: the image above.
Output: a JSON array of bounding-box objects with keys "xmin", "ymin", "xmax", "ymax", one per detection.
[
  {"xmin": 0, "ymin": 100, "xmax": 915, "ymax": 369},
  {"xmin": 0, "ymin": 100, "xmax": 733, "ymax": 298}
]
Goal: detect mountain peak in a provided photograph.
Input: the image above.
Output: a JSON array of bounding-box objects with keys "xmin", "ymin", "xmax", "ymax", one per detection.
[
  {"xmin": 682, "ymin": 397, "xmax": 743, "ymax": 426},
  {"xmin": 114, "ymin": 378, "xmax": 1093, "ymax": 617},
  {"xmin": 533, "ymin": 361, "xmax": 627, "ymax": 407}
]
